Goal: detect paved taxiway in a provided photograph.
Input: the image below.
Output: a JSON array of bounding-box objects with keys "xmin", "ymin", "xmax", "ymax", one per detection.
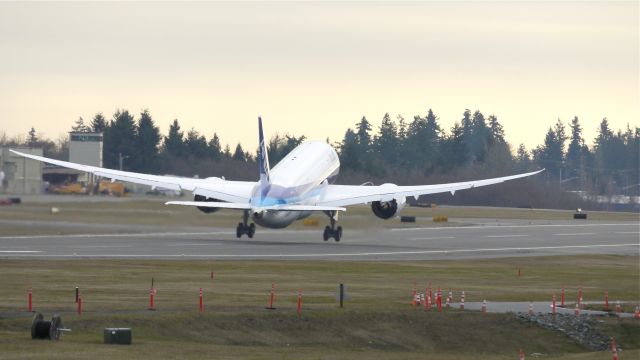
[{"xmin": 0, "ymin": 219, "xmax": 637, "ymax": 260}]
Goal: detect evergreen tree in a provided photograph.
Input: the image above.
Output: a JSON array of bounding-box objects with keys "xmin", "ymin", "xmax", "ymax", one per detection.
[
  {"xmin": 441, "ymin": 122, "xmax": 467, "ymax": 171},
  {"xmin": 90, "ymin": 113, "xmax": 107, "ymax": 133},
  {"xmin": 163, "ymin": 119, "xmax": 186, "ymax": 158},
  {"xmin": 72, "ymin": 117, "xmax": 90, "ymax": 132},
  {"xmin": 488, "ymin": 115, "xmax": 506, "ymax": 144},
  {"xmin": 469, "ymin": 110, "xmax": 491, "ymax": 163},
  {"xmin": 223, "ymin": 144, "xmax": 232, "ymax": 158},
  {"xmin": 185, "ymin": 129, "xmax": 208, "ymax": 158},
  {"xmin": 207, "ymin": 133, "xmax": 222, "ymax": 160},
  {"xmin": 27, "ymin": 127, "xmax": 38, "ymax": 147},
  {"xmin": 373, "ymin": 113, "xmax": 399, "ymax": 165},
  {"xmin": 134, "ymin": 110, "xmax": 161, "ymax": 172},
  {"xmin": 355, "ymin": 117, "xmax": 372, "ymax": 164},
  {"xmin": 516, "ymin": 144, "xmax": 531, "ymax": 170},
  {"xmin": 566, "ymin": 116, "xmax": 587, "ymax": 185},
  {"xmin": 339, "ymin": 128, "xmax": 360, "ymax": 171},
  {"xmin": 233, "ymin": 143, "xmax": 246, "ymax": 162},
  {"xmin": 103, "ymin": 110, "xmax": 137, "ymax": 170}
]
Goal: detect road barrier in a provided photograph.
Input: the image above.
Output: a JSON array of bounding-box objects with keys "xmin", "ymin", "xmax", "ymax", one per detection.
[
  {"xmin": 266, "ymin": 283, "xmax": 277, "ymax": 310},
  {"xmin": 27, "ymin": 288, "xmax": 32, "ymax": 312}
]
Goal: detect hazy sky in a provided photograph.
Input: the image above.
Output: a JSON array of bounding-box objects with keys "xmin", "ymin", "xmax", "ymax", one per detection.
[{"xmin": 0, "ymin": 1, "xmax": 638, "ymax": 151}]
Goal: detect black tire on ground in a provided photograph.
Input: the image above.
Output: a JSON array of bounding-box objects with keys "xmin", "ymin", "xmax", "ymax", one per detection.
[
  {"xmin": 323, "ymin": 227, "xmax": 330, "ymax": 241},
  {"xmin": 335, "ymin": 226, "xmax": 342, "ymax": 242},
  {"xmin": 248, "ymin": 223, "xmax": 256, "ymax": 238},
  {"xmin": 236, "ymin": 223, "xmax": 243, "ymax": 238}
]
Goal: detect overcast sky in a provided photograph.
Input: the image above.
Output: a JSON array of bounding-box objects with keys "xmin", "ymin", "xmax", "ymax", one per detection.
[{"xmin": 0, "ymin": 1, "xmax": 637, "ymax": 151}]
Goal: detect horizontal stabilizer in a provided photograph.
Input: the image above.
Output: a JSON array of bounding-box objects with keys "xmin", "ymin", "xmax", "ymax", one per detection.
[{"xmin": 166, "ymin": 201, "xmax": 345, "ymax": 212}]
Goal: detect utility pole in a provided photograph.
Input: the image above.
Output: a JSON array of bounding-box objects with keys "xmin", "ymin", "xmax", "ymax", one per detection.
[{"xmin": 118, "ymin": 153, "xmax": 128, "ymax": 171}]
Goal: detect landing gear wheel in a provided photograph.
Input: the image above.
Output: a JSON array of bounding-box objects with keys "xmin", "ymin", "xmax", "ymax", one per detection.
[
  {"xmin": 236, "ymin": 210, "xmax": 256, "ymax": 238},
  {"xmin": 322, "ymin": 211, "xmax": 344, "ymax": 242},
  {"xmin": 323, "ymin": 226, "xmax": 330, "ymax": 241},
  {"xmin": 335, "ymin": 226, "xmax": 342, "ymax": 242}
]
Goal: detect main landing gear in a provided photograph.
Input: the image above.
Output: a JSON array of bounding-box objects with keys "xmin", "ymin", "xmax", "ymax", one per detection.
[
  {"xmin": 323, "ymin": 211, "xmax": 342, "ymax": 242},
  {"xmin": 236, "ymin": 210, "xmax": 256, "ymax": 238}
]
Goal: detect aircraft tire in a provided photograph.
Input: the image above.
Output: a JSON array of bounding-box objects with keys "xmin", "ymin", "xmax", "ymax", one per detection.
[
  {"xmin": 335, "ymin": 226, "xmax": 342, "ymax": 242},
  {"xmin": 248, "ymin": 223, "xmax": 256, "ymax": 238},
  {"xmin": 236, "ymin": 223, "xmax": 243, "ymax": 238},
  {"xmin": 323, "ymin": 226, "xmax": 330, "ymax": 241}
]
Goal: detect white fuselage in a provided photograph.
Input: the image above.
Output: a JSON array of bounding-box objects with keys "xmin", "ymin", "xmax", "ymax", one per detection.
[{"xmin": 251, "ymin": 141, "xmax": 340, "ymax": 228}]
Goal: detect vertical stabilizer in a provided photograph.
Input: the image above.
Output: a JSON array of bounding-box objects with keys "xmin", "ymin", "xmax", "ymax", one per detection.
[{"xmin": 257, "ymin": 117, "xmax": 271, "ymax": 184}]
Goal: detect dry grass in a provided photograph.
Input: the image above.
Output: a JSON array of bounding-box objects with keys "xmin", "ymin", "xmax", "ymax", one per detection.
[{"xmin": 0, "ymin": 255, "xmax": 638, "ymax": 359}]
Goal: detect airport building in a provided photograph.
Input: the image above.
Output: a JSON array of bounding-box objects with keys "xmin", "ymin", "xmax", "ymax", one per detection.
[
  {"xmin": 0, "ymin": 147, "xmax": 44, "ymax": 194},
  {"xmin": 69, "ymin": 131, "xmax": 103, "ymax": 183}
]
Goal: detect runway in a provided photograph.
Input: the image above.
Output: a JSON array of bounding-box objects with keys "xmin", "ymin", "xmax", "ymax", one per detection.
[{"xmin": 0, "ymin": 219, "xmax": 637, "ymax": 260}]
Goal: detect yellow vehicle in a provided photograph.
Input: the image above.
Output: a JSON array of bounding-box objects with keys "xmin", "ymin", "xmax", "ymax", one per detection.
[{"xmin": 97, "ymin": 180, "xmax": 126, "ymax": 196}]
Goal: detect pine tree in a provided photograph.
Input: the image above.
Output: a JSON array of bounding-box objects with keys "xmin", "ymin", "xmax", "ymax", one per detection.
[
  {"xmin": 90, "ymin": 113, "xmax": 107, "ymax": 133},
  {"xmin": 208, "ymin": 133, "xmax": 222, "ymax": 160},
  {"xmin": 339, "ymin": 128, "xmax": 360, "ymax": 171},
  {"xmin": 104, "ymin": 110, "xmax": 137, "ymax": 170},
  {"xmin": 72, "ymin": 117, "xmax": 90, "ymax": 132},
  {"xmin": 28, "ymin": 127, "xmax": 38, "ymax": 147},
  {"xmin": 373, "ymin": 113, "xmax": 399, "ymax": 165},
  {"xmin": 233, "ymin": 143, "xmax": 246, "ymax": 162},
  {"xmin": 135, "ymin": 110, "xmax": 161, "ymax": 172},
  {"xmin": 163, "ymin": 119, "xmax": 186, "ymax": 158},
  {"xmin": 185, "ymin": 129, "xmax": 208, "ymax": 158}
]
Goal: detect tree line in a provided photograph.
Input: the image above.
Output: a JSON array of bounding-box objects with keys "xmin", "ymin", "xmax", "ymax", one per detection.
[{"xmin": 2, "ymin": 108, "xmax": 638, "ymax": 202}]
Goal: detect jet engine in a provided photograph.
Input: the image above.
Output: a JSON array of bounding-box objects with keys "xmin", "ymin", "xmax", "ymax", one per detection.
[
  {"xmin": 370, "ymin": 183, "xmax": 406, "ymax": 219},
  {"xmin": 193, "ymin": 194, "xmax": 222, "ymax": 214}
]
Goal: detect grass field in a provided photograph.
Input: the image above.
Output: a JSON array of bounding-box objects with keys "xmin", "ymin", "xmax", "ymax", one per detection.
[
  {"xmin": 0, "ymin": 195, "xmax": 637, "ymax": 236},
  {"xmin": 0, "ymin": 255, "xmax": 638, "ymax": 359}
]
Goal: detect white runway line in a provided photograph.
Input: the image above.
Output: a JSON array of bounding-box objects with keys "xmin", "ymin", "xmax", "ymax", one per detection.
[
  {"xmin": 553, "ymin": 233, "xmax": 596, "ymax": 236},
  {"xmin": 3, "ymin": 243, "xmax": 637, "ymax": 258},
  {"xmin": 71, "ymin": 245, "xmax": 133, "ymax": 249},
  {"xmin": 615, "ymin": 231, "xmax": 639, "ymax": 234},
  {"xmin": 409, "ymin": 236, "xmax": 457, "ymax": 241},
  {"xmin": 166, "ymin": 243, "xmax": 222, "ymax": 247},
  {"xmin": 390, "ymin": 223, "xmax": 637, "ymax": 232},
  {"xmin": 0, "ymin": 250, "xmax": 42, "ymax": 253},
  {"xmin": 0, "ymin": 232, "xmax": 229, "ymax": 240},
  {"xmin": 484, "ymin": 235, "xmax": 529, "ymax": 238}
]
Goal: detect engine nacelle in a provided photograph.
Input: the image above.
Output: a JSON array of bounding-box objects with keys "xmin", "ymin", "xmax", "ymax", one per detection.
[
  {"xmin": 370, "ymin": 183, "xmax": 406, "ymax": 219},
  {"xmin": 194, "ymin": 194, "xmax": 221, "ymax": 214}
]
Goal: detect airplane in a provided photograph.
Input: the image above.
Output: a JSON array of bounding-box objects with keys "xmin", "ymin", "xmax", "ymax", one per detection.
[{"xmin": 11, "ymin": 117, "xmax": 543, "ymax": 241}]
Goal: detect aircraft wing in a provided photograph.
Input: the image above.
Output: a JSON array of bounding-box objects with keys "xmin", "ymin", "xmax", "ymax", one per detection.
[
  {"xmin": 10, "ymin": 149, "xmax": 255, "ymax": 203},
  {"xmin": 166, "ymin": 201, "xmax": 345, "ymax": 212},
  {"xmin": 317, "ymin": 169, "xmax": 544, "ymax": 207}
]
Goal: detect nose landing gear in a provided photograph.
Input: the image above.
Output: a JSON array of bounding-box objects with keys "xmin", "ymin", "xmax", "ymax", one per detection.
[
  {"xmin": 322, "ymin": 211, "xmax": 342, "ymax": 242},
  {"xmin": 236, "ymin": 210, "xmax": 256, "ymax": 238}
]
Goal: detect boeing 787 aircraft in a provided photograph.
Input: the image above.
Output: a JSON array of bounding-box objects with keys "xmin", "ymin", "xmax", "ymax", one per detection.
[{"xmin": 12, "ymin": 118, "xmax": 543, "ymax": 241}]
